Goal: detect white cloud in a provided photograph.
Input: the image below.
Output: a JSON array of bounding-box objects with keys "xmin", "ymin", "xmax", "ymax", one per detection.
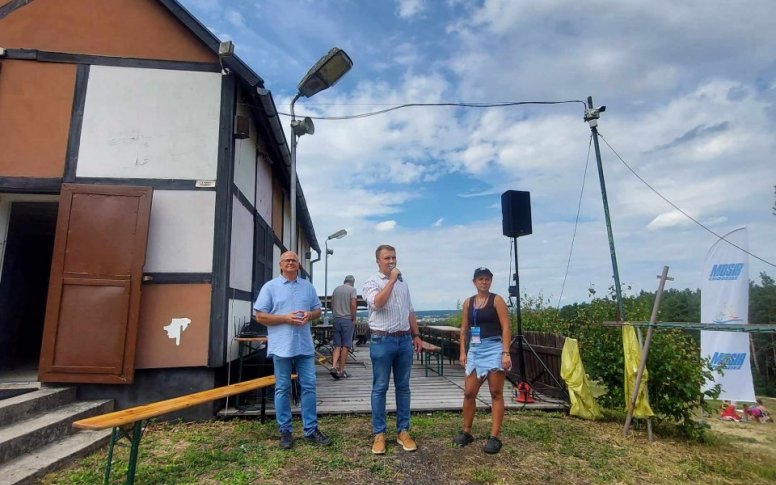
[
  {"xmin": 432, "ymin": 218, "xmax": 444, "ymax": 227},
  {"xmin": 224, "ymin": 9, "xmax": 245, "ymax": 29},
  {"xmin": 397, "ymin": 0, "xmax": 424, "ymax": 19},
  {"xmin": 647, "ymin": 211, "xmax": 694, "ymax": 230},
  {"xmin": 375, "ymin": 220, "xmax": 397, "ymax": 232}
]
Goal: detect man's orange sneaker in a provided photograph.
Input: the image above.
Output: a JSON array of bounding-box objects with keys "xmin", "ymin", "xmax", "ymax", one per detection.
[
  {"xmin": 372, "ymin": 433, "xmax": 386, "ymax": 455},
  {"xmin": 397, "ymin": 430, "xmax": 417, "ymax": 451}
]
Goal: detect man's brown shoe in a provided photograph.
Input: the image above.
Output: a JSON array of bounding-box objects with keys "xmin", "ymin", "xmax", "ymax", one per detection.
[
  {"xmin": 397, "ymin": 430, "xmax": 417, "ymax": 451},
  {"xmin": 372, "ymin": 433, "xmax": 386, "ymax": 455}
]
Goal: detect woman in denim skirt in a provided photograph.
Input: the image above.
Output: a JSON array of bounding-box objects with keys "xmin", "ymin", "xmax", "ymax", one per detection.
[{"xmin": 453, "ymin": 267, "xmax": 512, "ymax": 454}]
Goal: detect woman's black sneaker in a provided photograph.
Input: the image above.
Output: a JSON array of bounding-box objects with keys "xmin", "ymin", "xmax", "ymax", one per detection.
[
  {"xmin": 452, "ymin": 431, "xmax": 474, "ymax": 447},
  {"xmin": 483, "ymin": 436, "xmax": 502, "ymax": 454}
]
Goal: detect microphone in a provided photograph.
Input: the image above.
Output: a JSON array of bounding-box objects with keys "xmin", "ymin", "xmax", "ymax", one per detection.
[{"xmin": 390, "ymin": 264, "xmax": 403, "ymax": 282}]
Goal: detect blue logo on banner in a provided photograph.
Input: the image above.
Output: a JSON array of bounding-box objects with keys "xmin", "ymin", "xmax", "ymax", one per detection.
[
  {"xmin": 712, "ymin": 312, "xmax": 744, "ymax": 324},
  {"xmin": 708, "ymin": 263, "xmax": 744, "ymax": 281},
  {"xmin": 710, "ymin": 352, "xmax": 747, "ymax": 370}
]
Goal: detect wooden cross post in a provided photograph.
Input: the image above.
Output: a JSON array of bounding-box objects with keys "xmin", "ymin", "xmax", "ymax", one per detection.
[{"xmin": 623, "ymin": 265, "xmax": 674, "ymax": 440}]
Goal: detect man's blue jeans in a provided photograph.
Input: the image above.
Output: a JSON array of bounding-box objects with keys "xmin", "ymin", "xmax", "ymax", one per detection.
[
  {"xmin": 272, "ymin": 354, "xmax": 318, "ymax": 436},
  {"xmin": 370, "ymin": 334, "xmax": 413, "ymax": 434}
]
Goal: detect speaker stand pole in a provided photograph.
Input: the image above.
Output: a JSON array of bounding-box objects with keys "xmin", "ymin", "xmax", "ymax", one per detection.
[{"xmin": 511, "ymin": 236, "xmax": 527, "ymax": 387}]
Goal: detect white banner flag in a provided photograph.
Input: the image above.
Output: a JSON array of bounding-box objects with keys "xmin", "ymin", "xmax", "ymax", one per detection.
[{"xmin": 700, "ymin": 227, "xmax": 755, "ymax": 402}]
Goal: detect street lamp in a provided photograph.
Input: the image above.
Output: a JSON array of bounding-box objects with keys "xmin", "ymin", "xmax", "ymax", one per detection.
[
  {"xmin": 323, "ymin": 229, "xmax": 348, "ymax": 324},
  {"xmin": 289, "ymin": 48, "xmax": 353, "ymax": 253}
]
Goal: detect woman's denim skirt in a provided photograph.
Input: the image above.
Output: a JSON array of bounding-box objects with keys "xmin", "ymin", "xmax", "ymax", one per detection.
[{"xmin": 465, "ymin": 336, "xmax": 504, "ymax": 378}]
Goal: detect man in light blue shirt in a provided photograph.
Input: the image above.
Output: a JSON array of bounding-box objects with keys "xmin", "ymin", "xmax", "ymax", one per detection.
[{"xmin": 254, "ymin": 251, "xmax": 331, "ymax": 449}]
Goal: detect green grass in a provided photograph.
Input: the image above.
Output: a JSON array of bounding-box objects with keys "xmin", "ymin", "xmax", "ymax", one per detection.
[{"xmin": 42, "ymin": 410, "xmax": 776, "ymax": 485}]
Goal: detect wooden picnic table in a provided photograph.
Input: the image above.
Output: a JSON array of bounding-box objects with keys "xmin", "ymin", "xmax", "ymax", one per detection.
[{"xmin": 420, "ymin": 325, "xmax": 461, "ymax": 364}]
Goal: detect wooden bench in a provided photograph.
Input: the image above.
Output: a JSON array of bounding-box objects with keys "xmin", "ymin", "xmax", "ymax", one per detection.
[
  {"xmin": 73, "ymin": 374, "xmax": 292, "ymax": 485},
  {"xmin": 354, "ymin": 322, "xmax": 371, "ymax": 345},
  {"xmin": 420, "ymin": 341, "xmax": 444, "ymax": 376}
]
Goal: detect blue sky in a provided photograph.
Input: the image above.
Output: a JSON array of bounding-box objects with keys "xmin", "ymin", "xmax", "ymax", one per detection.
[{"xmin": 181, "ymin": 0, "xmax": 776, "ymax": 311}]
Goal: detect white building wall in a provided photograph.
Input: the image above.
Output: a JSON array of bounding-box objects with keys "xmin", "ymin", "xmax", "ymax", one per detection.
[
  {"xmin": 76, "ymin": 66, "xmax": 221, "ymax": 180},
  {"xmin": 144, "ymin": 190, "xmax": 215, "ymax": 272},
  {"xmin": 229, "ymin": 197, "xmax": 253, "ymax": 291},
  {"xmin": 233, "ymin": 103, "xmax": 257, "ymax": 202},
  {"xmin": 255, "ymin": 154, "xmax": 272, "ymax": 225}
]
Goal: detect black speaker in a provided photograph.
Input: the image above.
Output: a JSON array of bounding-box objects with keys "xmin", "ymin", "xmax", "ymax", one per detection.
[{"xmin": 501, "ymin": 190, "xmax": 532, "ymax": 237}]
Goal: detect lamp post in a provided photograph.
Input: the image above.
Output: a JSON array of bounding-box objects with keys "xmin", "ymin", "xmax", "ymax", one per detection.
[
  {"xmin": 289, "ymin": 48, "xmax": 353, "ymax": 253},
  {"xmin": 323, "ymin": 229, "xmax": 347, "ymax": 324}
]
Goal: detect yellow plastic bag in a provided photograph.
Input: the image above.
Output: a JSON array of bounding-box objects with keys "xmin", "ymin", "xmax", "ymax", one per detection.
[
  {"xmin": 560, "ymin": 338, "xmax": 602, "ymax": 420},
  {"xmin": 622, "ymin": 324, "xmax": 654, "ymax": 418}
]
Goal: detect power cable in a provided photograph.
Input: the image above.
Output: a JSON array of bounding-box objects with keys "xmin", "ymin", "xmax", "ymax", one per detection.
[
  {"xmin": 557, "ymin": 135, "xmax": 594, "ymax": 310},
  {"xmin": 276, "ymin": 100, "xmax": 587, "ymax": 120},
  {"xmin": 598, "ymin": 133, "xmax": 776, "ymax": 268}
]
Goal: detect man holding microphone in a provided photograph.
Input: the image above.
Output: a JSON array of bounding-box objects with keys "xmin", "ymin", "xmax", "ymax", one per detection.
[{"xmin": 362, "ymin": 244, "xmax": 423, "ymax": 454}]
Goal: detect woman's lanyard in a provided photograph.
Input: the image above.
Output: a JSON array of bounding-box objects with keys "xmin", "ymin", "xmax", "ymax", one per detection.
[{"xmin": 470, "ymin": 295, "xmax": 486, "ymax": 345}]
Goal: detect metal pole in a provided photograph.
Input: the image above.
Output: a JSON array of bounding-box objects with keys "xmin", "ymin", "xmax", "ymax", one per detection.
[
  {"xmin": 324, "ymin": 239, "xmax": 329, "ymax": 324},
  {"xmin": 587, "ymin": 96, "xmax": 627, "ymax": 323},
  {"xmin": 623, "ymin": 266, "xmax": 672, "ymax": 440},
  {"xmin": 513, "ymin": 237, "xmax": 526, "ymax": 381},
  {"xmin": 289, "ymin": 93, "xmax": 301, "ymax": 254},
  {"xmin": 103, "ymin": 427, "xmax": 117, "ymax": 484},
  {"xmin": 126, "ymin": 421, "xmax": 144, "ymax": 485},
  {"xmin": 587, "ymin": 96, "xmax": 653, "ymax": 437}
]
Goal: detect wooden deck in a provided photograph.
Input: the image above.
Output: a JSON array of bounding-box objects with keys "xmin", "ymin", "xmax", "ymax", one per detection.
[{"xmin": 219, "ymin": 344, "xmax": 568, "ymax": 418}]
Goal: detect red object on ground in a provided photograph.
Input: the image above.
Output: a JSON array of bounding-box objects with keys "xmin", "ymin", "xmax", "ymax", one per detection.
[{"xmin": 515, "ymin": 382, "xmax": 534, "ymax": 403}]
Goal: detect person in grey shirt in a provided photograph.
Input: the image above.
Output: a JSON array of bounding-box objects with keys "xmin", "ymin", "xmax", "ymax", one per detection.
[{"xmin": 330, "ymin": 275, "xmax": 357, "ymax": 378}]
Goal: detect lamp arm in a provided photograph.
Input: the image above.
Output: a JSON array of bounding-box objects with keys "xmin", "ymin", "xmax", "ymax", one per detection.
[{"xmin": 290, "ymin": 93, "xmax": 301, "ymax": 121}]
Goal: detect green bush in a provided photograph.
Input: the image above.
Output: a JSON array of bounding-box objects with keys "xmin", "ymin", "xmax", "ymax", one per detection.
[{"xmin": 519, "ymin": 289, "xmax": 720, "ymax": 439}]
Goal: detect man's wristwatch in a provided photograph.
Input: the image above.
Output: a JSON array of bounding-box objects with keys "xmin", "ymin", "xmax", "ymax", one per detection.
[{"xmin": 412, "ymin": 333, "xmax": 420, "ymax": 339}]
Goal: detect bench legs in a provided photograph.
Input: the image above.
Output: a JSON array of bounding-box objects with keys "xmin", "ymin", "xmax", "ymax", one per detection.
[
  {"xmin": 104, "ymin": 420, "xmax": 144, "ymax": 485},
  {"xmin": 422, "ymin": 350, "xmax": 443, "ymax": 377}
]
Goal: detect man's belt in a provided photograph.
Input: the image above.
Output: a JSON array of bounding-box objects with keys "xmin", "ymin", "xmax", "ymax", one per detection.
[{"xmin": 370, "ymin": 329, "xmax": 412, "ymax": 337}]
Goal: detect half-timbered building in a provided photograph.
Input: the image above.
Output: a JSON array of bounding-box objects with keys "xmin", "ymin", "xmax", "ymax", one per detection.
[{"xmin": 0, "ymin": 0, "xmax": 320, "ymax": 417}]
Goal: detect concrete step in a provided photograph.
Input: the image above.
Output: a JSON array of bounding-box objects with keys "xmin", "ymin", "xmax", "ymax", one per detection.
[
  {"xmin": 0, "ymin": 387, "xmax": 76, "ymax": 427},
  {"xmin": 0, "ymin": 386, "xmax": 37, "ymax": 402},
  {"xmin": 0, "ymin": 428, "xmax": 112, "ymax": 485},
  {"xmin": 0, "ymin": 399, "xmax": 113, "ymax": 464},
  {"xmin": 0, "ymin": 382, "xmax": 40, "ymax": 403}
]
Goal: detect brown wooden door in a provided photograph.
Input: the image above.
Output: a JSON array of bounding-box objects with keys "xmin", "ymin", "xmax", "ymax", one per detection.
[{"xmin": 38, "ymin": 184, "xmax": 152, "ymax": 384}]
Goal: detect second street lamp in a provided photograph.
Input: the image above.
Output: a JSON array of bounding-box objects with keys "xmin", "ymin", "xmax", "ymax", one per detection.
[
  {"xmin": 289, "ymin": 48, "xmax": 353, "ymax": 253},
  {"xmin": 323, "ymin": 229, "xmax": 347, "ymax": 325}
]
